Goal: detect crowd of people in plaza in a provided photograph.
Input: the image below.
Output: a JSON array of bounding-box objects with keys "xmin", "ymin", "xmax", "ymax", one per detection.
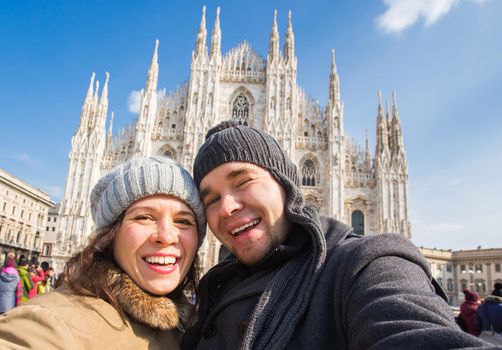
[
  {"xmin": 457, "ymin": 284, "xmax": 502, "ymax": 345},
  {"xmin": 0, "ymin": 253, "xmax": 57, "ymax": 314},
  {"xmin": 0, "ymin": 121, "xmax": 499, "ymax": 349}
]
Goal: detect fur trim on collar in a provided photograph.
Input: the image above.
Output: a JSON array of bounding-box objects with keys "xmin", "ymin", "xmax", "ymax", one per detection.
[
  {"xmin": 107, "ymin": 263, "xmax": 181, "ymax": 330},
  {"xmin": 484, "ymin": 295, "xmax": 502, "ymax": 304}
]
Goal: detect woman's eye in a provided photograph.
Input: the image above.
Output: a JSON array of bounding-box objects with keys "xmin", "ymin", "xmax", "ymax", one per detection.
[
  {"xmin": 176, "ymin": 218, "xmax": 195, "ymax": 226},
  {"xmin": 134, "ymin": 215, "xmax": 154, "ymax": 221}
]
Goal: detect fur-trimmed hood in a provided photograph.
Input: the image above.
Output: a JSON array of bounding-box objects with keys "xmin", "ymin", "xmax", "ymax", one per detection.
[
  {"xmin": 106, "ymin": 262, "xmax": 192, "ymax": 331},
  {"xmin": 484, "ymin": 295, "xmax": 502, "ymax": 304}
]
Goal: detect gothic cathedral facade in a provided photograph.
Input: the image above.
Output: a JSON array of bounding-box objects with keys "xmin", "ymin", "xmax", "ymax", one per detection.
[{"xmin": 52, "ymin": 7, "xmax": 411, "ymax": 271}]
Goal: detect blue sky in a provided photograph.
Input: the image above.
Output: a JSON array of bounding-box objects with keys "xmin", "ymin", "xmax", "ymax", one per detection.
[{"xmin": 1, "ymin": 0, "xmax": 501, "ymax": 250}]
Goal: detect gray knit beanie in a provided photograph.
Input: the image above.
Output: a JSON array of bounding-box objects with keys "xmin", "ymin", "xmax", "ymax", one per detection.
[
  {"xmin": 91, "ymin": 156, "xmax": 206, "ymax": 245},
  {"xmin": 194, "ymin": 121, "xmax": 327, "ymax": 350}
]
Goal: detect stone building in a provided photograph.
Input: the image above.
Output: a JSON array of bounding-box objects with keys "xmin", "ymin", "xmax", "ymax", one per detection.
[
  {"xmin": 0, "ymin": 168, "xmax": 54, "ymax": 265},
  {"xmin": 419, "ymin": 247, "xmax": 502, "ymax": 306},
  {"xmin": 52, "ymin": 7, "xmax": 411, "ymax": 271},
  {"xmin": 39, "ymin": 203, "xmax": 60, "ymax": 267}
]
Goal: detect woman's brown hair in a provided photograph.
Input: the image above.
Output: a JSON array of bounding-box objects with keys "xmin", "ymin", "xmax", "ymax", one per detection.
[{"xmin": 56, "ymin": 213, "xmax": 200, "ymax": 319}]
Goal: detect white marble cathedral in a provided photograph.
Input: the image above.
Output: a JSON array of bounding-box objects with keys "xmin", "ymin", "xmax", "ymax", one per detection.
[{"xmin": 52, "ymin": 7, "xmax": 411, "ymax": 271}]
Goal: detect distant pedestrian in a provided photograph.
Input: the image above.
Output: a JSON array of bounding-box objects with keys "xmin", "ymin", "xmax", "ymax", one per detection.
[
  {"xmin": 16, "ymin": 257, "xmax": 33, "ymax": 303},
  {"xmin": 44, "ymin": 267, "xmax": 55, "ymax": 293},
  {"xmin": 0, "ymin": 254, "xmax": 21, "ymax": 313},
  {"xmin": 458, "ymin": 289, "xmax": 481, "ymax": 336},
  {"xmin": 476, "ymin": 294, "xmax": 502, "ymax": 345},
  {"xmin": 491, "ymin": 282, "xmax": 502, "ymax": 297},
  {"xmin": 28, "ymin": 261, "xmax": 45, "ymax": 297}
]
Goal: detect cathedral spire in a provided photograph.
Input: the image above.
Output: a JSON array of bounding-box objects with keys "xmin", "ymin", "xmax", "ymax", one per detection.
[
  {"xmin": 210, "ymin": 7, "xmax": 221, "ymax": 61},
  {"xmin": 329, "ymin": 49, "xmax": 340, "ymax": 106},
  {"xmin": 365, "ymin": 129, "xmax": 371, "ymax": 169},
  {"xmin": 96, "ymin": 72, "xmax": 110, "ymax": 131},
  {"xmin": 92, "ymin": 80, "xmax": 100, "ymax": 111},
  {"xmin": 268, "ymin": 9, "xmax": 280, "ymax": 62},
  {"xmin": 391, "ymin": 92, "xmax": 403, "ymax": 153},
  {"xmin": 377, "ymin": 90, "xmax": 383, "ymax": 118},
  {"xmin": 146, "ymin": 40, "xmax": 159, "ymax": 92},
  {"xmin": 385, "ymin": 99, "xmax": 391, "ymax": 130},
  {"xmin": 194, "ymin": 6, "xmax": 207, "ymax": 59},
  {"xmin": 392, "ymin": 91, "xmax": 400, "ymax": 121},
  {"xmin": 79, "ymin": 72, "xmax": 95, "ymax": 129},
  {"xmin": 284, "ymin": 10, "xmax": 295, "ymax": 64},
  {"xmin": 84, "ymin": 72, "xmax": 95, "ymax": 106},
  {"xmin": 99, "ymin": 72, "xmax": 109, "ymax": 106},
  {"xmin": 107, "ymin": 111, "xmax": 114, "ymax": 148},
  {"xmin": 375, "ymin": 91, "xmax": 388, "ymax": 155}
]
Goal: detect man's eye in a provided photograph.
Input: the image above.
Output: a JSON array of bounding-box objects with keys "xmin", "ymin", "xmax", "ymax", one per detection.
[
  {"xmin": 205, "ymin": 196, "xmax": 220, "ymax": 207},
  {"xmin": 236, "ymin": 178, "xmax": 252, "ymax": 187}
]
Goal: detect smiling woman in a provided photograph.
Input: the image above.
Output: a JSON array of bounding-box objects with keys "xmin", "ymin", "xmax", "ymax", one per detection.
[{"xmin": 0, "ymin": 156, "xmax": 206, "ymax": 350}]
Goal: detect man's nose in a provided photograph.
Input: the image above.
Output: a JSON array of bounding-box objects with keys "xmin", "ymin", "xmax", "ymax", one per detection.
[{"xmin": 220, "ymin": 193, "xmax": 242, "ymax": 217}]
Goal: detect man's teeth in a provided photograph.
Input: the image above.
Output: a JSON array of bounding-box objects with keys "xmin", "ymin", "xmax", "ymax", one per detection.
[
  {"xmin": 231, "ymin": 219, "xmax": 260, "ymax": 236},
  {"xmin": 144, "ymin": 256, "xmax": 176, "ymax": 265}
]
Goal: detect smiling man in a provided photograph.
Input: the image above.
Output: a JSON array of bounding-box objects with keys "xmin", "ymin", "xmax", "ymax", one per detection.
[{"xmin": 182, "ymin": 121, "xmax": 487, "ymax": 350}]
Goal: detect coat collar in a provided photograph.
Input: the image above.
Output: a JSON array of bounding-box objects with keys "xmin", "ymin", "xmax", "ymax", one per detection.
[{"xmin": 106, "ymin": 262, "xmax": 185, "ymax": 331}]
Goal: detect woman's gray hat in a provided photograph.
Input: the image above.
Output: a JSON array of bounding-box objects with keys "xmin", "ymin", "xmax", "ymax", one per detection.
[{"xmin": 90, "ymin": 156, "xmax": 206, "ymax": 245}]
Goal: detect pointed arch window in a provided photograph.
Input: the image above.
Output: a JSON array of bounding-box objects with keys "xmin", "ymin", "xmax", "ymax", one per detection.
[
  {"xmin": 232, "ymin": 94, "xmax": 249, "ymax": 126},
  {"xmin": 161, "ymin": 145, "xmax": 176, "ymax": 160},
  {"xmin": 163, "ymin": 150, "xmax": 174, "ymax": 159},
  {"xmin": 301, "ymin": 159, "xmax": 317, "ymax": 186},
  {"xmin": 351, "ymin": 210, "xmax": 364, "ymax": 235}
]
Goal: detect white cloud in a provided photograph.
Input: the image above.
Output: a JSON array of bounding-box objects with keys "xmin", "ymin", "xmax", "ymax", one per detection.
[
  {"xmin": 13, "ymin": 152, "xmax": 41, "ymax": 166},
  {"xmin": 375, "ymin": 0, "xmax": 491, "ymax": 35},
  {"xmin": 127, "ymin": 90, "xmax": 142, "ymax": 113}
]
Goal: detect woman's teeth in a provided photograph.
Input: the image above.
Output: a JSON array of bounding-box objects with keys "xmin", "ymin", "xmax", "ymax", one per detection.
[
  {"xmin": 231, "ymin": 219, "xmax": 260, "ymax": 236},
  {"xmin": 144, "ymin": 256, "xmax": 176, "ymax": 265}
]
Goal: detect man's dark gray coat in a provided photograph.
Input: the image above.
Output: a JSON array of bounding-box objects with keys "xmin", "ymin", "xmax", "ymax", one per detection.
[{"xmin": 183, "ymin": 217, "xmax": 489, "ymax": 349}]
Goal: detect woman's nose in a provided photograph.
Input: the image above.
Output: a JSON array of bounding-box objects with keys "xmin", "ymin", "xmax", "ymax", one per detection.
[{"xmin": 151, "ymin": 218, "xmax": 179, "ymax": 245}]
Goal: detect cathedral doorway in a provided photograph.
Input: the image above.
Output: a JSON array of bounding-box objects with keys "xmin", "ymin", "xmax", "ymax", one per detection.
[{"xmin": 351, "ymin": 210, "xmax": 364, "ymax": 235}]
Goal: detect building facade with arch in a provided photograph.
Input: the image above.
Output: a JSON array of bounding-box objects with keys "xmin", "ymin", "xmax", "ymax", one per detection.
[
  {"xmin": 52, "ymin": 7, "xmax": 411, "ymax": 272},
  {"xmin": 419, "ymin": 247, "xmax": 502, "ymax": 306},
  {"xmin": 0, "ymin": 168, "xmax": 54, "ymax": 266}
]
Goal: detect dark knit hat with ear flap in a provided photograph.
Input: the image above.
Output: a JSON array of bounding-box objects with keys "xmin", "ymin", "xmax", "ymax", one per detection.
[{"xmin": 193, "ymin": 120, "xmax": 328, "ymax": 350}]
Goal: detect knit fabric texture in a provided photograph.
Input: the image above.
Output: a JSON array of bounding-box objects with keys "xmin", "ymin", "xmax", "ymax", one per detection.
[
  {"xmin": 193, "ymin": 121, "xmax": 327, "ymax": 350},
  {"xmin": 3, "ymin": 258, "xmax": 17, "ymax": 268},
  {"xmin": 90, "ymin": 156, "xmax": 206, "ymax": 244}
]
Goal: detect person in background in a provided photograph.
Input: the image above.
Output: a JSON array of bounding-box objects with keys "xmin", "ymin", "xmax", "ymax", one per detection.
[
  {"xmin": 29, "ymin": 260, "xmax": 45, "ymax": 296},
  {"xmin": 0, "ymin": 156, "xmax": 206, "ymax": 349},
  {"xmin": 15, "ymin": 257, "xmax": 33, "ymax": 304},
  {"xmin": 44, "ymin": 267, "xmax": 56, "ymax": 293},
  {"xmin": 458, "ymin": 289, "xmax": 481, "ymax": 336},
  {"xmin": 0, "ymin": 253, "xmax": 21, "ymax": 314},
  {"xmin": 476, "ymin": 292, "xmax": 502, "ymax": 346},
  {"xmin": 182, "ymin": 121, "xmax": 489, "ymax": 349},
  {"xmin": 491, "ymin": 282, "xmax": 502, "ymax": 297}
]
